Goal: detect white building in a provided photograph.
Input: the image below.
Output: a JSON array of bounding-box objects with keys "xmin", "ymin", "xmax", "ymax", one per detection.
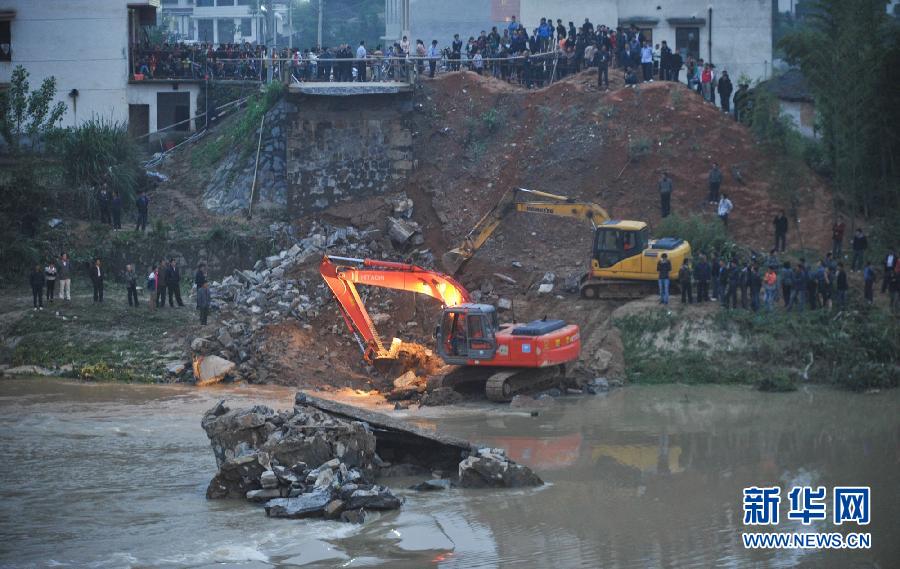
[
  {"xmin": 394, "ymin": 0, "xmax": 774, "ymax": 85},
  {"xmin": 0, "ymin": 0, "xmax": 201, "ymax": 139},
  {"xmin": 159, "ymin": 0, "xmax": 289, "ymax": 46}
]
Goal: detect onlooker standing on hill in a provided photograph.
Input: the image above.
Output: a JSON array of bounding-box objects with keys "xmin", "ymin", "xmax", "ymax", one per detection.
[
  {"xmin": 835, "ymin": 262, "xmax": 848, "ymax": 309},
  {"xmin": 749, "ymin": 261, "xmax": 762, "ymax": 311},
  {"xmin": 197, "ymin": 281, "xmax": 211, "ymax": 325},
  {"xmin": 125, "ymin": 264, "xmax": 139, "ymax": 307},
  {"xmin": 717, "ymin": 193, "xmax": 733, "ymax": 226},
  {"xmin": 57, "ymin": 253, "xmax": 72, "ymax": 302},
  {"xmin": 679, "ymin": 259, "xmax": 693, "ymax": 304},
  {"xmin": 882, "ymin": 249, "xmax": 896, "ymax": 293},
  {"xmin": 657, "ymin": 252, "xmax": 672, "ymax": 305},
  {"xmin": 763, "ymin": 265, "xmax": 778, "ymax": 310},
  {"xmin": 780, "ymin": 261, "xmax": 793, "ymax": 308},
  {"xmin": 29, "ymin": 264, "xmax": 45, "ymax": 310},
  {"xmin": 155, "ymin": 261, "xmax": 167, "ymax": 308},
  {"xmin": 773, "ymin": 210, "xmax": 789, "ymax": 252},
  {"xmin": 135, "ymin": 191, "xmax": 149, "ymax": 232},
  {"xmin": 44, "ymin": 260, "xmax": 57, "ymax": 303},
  {"xmin": 851, "ymin": 228, "xmax": 867, "ymax": 271},
  {"xmin": 658, "ymin": 171, "xmax": 673, "ymax": 218},
  {"xmin": 790, "ymin": 262, "xmax": 807, "ymax": 312},
  {"xmin": 724, "ymin": 259, "xmax": 740, "ymax": 309},
  {"xmin": 863, "ymin": 261, "xmax": 876, "ymax": 304},
  {"xmin": 195, "ymin": 262, "xmax": 208, "ymax": 288},
  {"xmin": 707, "ymin": 162, "xmax": 722, "ymax": 204},
  {"xmin": 640, "ymin": 41, "xmax": 653, "ymax": 82},
  {"xmin": 597, "ymin": 45, "xmax": 609, "ymax": 89},
  {"xmin": 111, "ymin": 191, "xmax": 123, "ymax": 230},
  {"xmin": 98, "ymin": 186, "xmax": 111, "ymax": 225},
  {"xmin": 718, "ymin": 70, "xmax": 733, "ymax": 112},
  {"xmin": 165, "ymin": 258, "xmax": 184, "ymax": 307},
  {"xmin": 831, "ymin": 216, "xmax": 846, "ymax": 258},
  {"xmin": 90, "ymin": 258, "xmax": 104, "ymax": 302},
  {"xmin": 694, "ymin": 254, "xmax": 710, "ymax": 302}
]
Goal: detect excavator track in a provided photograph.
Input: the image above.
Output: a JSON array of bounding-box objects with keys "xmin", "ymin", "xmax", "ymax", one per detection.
[{"xmin": 485, "ymin": 366, "xmax": 566, "ymax": 402}]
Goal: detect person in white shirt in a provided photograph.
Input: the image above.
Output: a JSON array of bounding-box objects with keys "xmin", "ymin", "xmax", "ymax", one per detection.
[
  {"xmin": 355, "ymin": 41, "xmax": 367, "ymax": 82},
  {"xmin": 426, "ymin": 40, "xmax": 440, "ymax": 78},
  {"xmin": 717, "ymin": 193, "xmax": 734, "ymax": 227},
  {"xmin": 640, "ymin": 41, "xmax": 653, "ymax": 82}
]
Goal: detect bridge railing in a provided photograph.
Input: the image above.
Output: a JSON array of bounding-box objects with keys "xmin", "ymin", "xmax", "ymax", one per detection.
[{"xmin": 130, "ymin": 52, "xmax": 566, "ymax": 87}]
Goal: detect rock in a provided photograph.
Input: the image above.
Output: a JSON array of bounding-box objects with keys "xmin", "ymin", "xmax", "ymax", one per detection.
[
  {"xmin": 191, "ymin": 337, "xmax": 213, "ymax": 353},
  {"xmin": 540, "ymin": 272, "xmax": 556, "ymax": 284},
  {"xmin": 193, "ymin": 355, "xmax": 236, "ymax": 386},
  {"xmin": 387, "ymin": 217, "xmax": 420, "ymax": 244},
  {"xmin": 511, "ymin": 261, "xmax": 523, "ymax": 268},
  {"xmin": 260, "ymin": 470, "xmax": 279, "ymax": 489},
  {"xmin": 410, "ymin": 479, "xmax": 452, "ymax": 491},
  {"xmin": 509, "ymin": 394, "xmax": 556, "ymax": 409},
  {"xmin": 497, "ymin": 298, "xmax": 512, "ymax": 310},
  {"xmin": 2, "ymin": 365, "xmax": 55, "ymax": 377},
  {"xmin": 340, "ymin": 508, "xmax": 366, "ymax": 524},
  {"xmin": 324, "ymin": 499, "xmax": 345, "ymax": 519},
  {"xmin": 164, "ymin": 360, "xmax": 186, "ymax": 376},
  {"xmin": 320, "ymin": 458, "xmax": 341, "ymax": 470},
  {"xmin": 265, "ymin": 490, "xmax": 332, "ymax": 518},
  {"xmin": 420, "ymin": 387, "xmax": 463, "ymax": 407},
  {"xmin": 346, "ymin": 486, "xmax": 402, "ymax": 510},
  {"xmin": 265, "ymin": 255, "xmax": 282, "ymax": 269},
  {"xmin": 272, "ymin": 464, "xmax": 299, "ymax": 484},
  {"xmin": 246, "ymin": 488, "xmax": 281, "ymax": 502},
  {"xmin": 493, "ymin": 272, "xmax": 517, "ymax": 285},
  {"xmin": 216, "ymin": 330, "xmax": 234, "ymax": 349},
  {"xmin": 392, "ymin": 370, "xmax": 419, "ymax": 389},
  {"xmin": 458, "ymin": 449, "xmax": 543, "ymax": 488},
  {"xmin": 537, "ymin": 283, "xmax": 554, "ymax": 294},
  {"xmin": 589, "ymin": 377, "xmax": 610, "ymax": 391},
  {"xmin": 313, "ymin": 467, "xmax": 335, "ymax": 489},
  {"xmin": 206, "ymin": 454, "xmax": 266, "ymax": 499}
]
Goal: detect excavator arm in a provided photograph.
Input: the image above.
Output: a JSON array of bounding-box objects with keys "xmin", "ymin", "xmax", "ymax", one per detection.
[
  {"xmin": 442, "ymin": 188, "xmax": 610, "ymax": 273},
  {"xmin": 320, "ymin": 255, "xmax": 471, "ymax": 363}
]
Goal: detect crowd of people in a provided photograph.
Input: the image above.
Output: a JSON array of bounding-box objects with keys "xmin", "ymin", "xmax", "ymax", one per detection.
[
  {"xmin": 28, "ymin": 253, "xmax": 212, "ymax": 323},
  {"xmin": 135, "ymin": 15, "xmax": 748, "ymax": 107},
  {"xmin": 655, "ymin": 230, "xmax": 900, "ymax": 312}
]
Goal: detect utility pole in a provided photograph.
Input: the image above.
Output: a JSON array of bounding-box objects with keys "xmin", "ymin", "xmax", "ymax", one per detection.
[
  {"xmin": 289, "ymin": 0, "xmax": 293, "ymax": 49},
  {"xmin": 317, "ymin": 0, "xmax": 323, "ymax": 48}
]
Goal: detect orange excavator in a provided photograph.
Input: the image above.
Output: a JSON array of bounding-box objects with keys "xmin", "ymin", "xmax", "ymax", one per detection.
[{"xmin": 320, "ymin": 255, "xmax": 581, "ymax": 401}]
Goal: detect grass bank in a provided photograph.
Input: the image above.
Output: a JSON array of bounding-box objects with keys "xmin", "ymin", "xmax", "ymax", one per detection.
[
  {"xmin": 616, "ymin": 299, "xmax": 900, "ymax": 392},
  {"xmin": 0, "ymin": 281, "xmax": 205, "ymax": 382}
]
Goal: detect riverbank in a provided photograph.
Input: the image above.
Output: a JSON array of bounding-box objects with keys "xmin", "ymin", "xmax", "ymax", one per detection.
[{"xmin": 2, "ymin": 277, "xmax": 897, "ymax": 396}]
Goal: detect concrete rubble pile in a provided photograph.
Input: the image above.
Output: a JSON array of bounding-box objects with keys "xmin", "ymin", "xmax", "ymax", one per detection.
[
  {"xmin": 188, "ymin": 194, "xmax": 432, "ymax": 385},
  {"xmin": 202, "ymin": 394, "xmax": 543, "ymax": 523}
]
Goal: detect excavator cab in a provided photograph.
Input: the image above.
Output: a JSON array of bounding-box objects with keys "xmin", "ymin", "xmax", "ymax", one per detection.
[
  {"xmin": 436, "ymin": 304, "xmax": 499, "ymax": 364},
  {"xmin": 592, "ymin": 221, "xmax": 649, "ymax": 268}
]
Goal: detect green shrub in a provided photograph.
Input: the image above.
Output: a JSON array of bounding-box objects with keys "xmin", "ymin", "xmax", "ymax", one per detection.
[
  {"xmin": 656, "ymin": 214, "xmax": 740, "ymax": 259},
  {"xmin": 627, "ymin": 137, "xmax": 651, "ymax": 159}
]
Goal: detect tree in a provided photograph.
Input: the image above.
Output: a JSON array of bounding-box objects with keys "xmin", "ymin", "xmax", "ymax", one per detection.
[
  {"xmin": 0, "ymin": 65, "xmax": 66, "ymax": 150},
  {"xmin": 779, "ymin": 0, "xmax": 900, "ymax": 216}
]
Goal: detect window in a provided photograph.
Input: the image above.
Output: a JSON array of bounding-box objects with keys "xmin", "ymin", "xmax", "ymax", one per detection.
[
  {"xmin": 161, "ymin": 0, "xmax": 178, "ymax": 5},
  {"xmin": 676, "ymin": 27, "xmax": 700, "ymax": 60},
  {"xmin": 197, "ymin": 19, "xmax": 214, "ymax": 42},
  {"xmin": 216, "ymin": 0, "xmax": 235, "ymax": 6},
  {"xmin": 0, "ymin": 20, "xmax": 10, "ymax": 62},
  {"xmin": 217, "ymin": 18, "xmax": 235, "ymax": 43},
  {"xmin": 237, "ymin": 0, "xmax": 254, "ymax": 5},
  {"xmin": 240, "ymin": 18, "xmax": 251, "ymax": 37},
  {"xmin": 196, "ymin": 0, "xmax": 214, "ymax": 7}
]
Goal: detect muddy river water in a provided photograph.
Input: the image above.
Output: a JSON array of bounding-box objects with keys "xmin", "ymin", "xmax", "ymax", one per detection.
[{"xmin": 0, "ymin": 378, "xmax": 897, "ymax": 568}]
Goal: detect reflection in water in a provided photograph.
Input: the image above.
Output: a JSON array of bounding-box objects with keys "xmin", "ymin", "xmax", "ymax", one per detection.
[{"xmin": 0, "ymin": 380, "xmax": 897, "ymax": 568}]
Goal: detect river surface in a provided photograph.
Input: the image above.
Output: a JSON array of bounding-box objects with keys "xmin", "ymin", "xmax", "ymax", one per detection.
[{"xmin": 0, "ymin": 379, "xmax": 897, "ymax": 569}]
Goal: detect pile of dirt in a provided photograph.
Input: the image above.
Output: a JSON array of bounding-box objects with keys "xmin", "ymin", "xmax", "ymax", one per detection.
[{"xmin": 404, "ymin": 70, "xmax": 833, "ymax": 274}]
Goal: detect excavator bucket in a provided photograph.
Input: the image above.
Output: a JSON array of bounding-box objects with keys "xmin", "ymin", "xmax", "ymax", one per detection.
[{"xmin": 441, "ymin": 248, "xmax": 469, "ymax": 275}]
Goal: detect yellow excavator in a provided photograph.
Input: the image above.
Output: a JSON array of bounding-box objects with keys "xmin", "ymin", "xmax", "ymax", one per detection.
[{"xmin": 442, "ymin": 188, "xmax": 692, "ymax": 299}]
